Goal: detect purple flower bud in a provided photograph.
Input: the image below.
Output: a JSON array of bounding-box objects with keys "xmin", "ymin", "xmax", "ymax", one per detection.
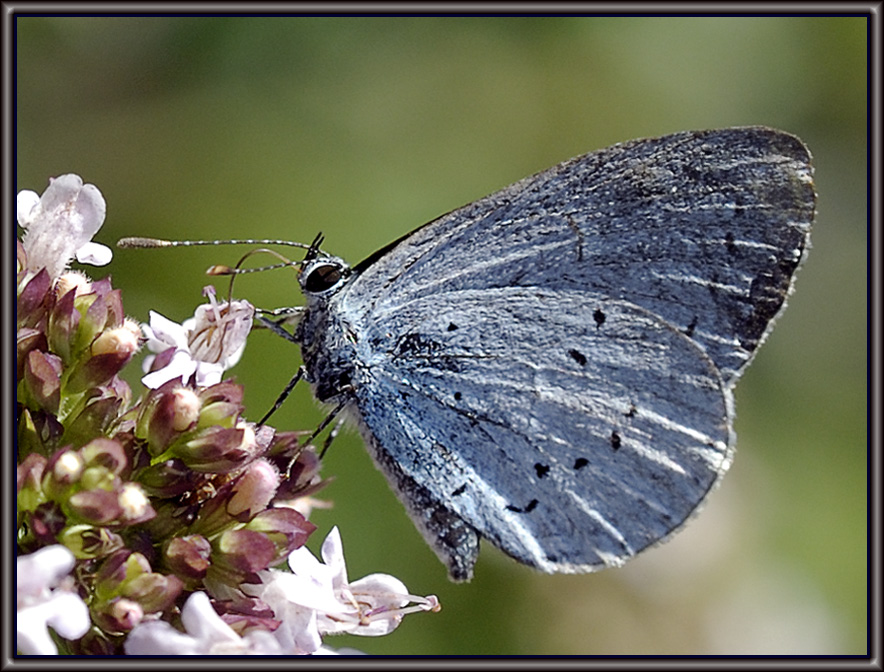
[
  {"xmin": 165, "ymin": 535, "xmax": 212, "ymax": 583},
  {"xmin": 245, "ymin": 508, "xmax": 316, "ymax": 561},
  {"xmin": 91, "ymin": 322, "xmax": 140, "ymax": 359},
  {"xmin": 23, "ymin": 349, "xmax": 63, "ymax": 415},
  {"xmin": 81, "ymin": 438, "xmax": 128, "ymax": 476},
  {"xmin": 93, "ymin": 597, "xmax": 144, "ymax": 635},
  {"xmin": 170, "ymin": 387, "xmax": 201, "ymax": 431},
  {"xmin": 50, "ymin": 450, "xmax": 85, "ymax": 485},
  {"xmin": 67, "ymin": 489, "xmax": 123, "ymax": 525},
  {"xmin": 17, "ymin": 268, "xmax": 51, "ymax": 330},
  {"xmin": 17, "ymin": 327, "xmax": 48, "ymax": 382},
  {"xmin": 227, "ymin": 459, "xmax": 280, "ymax": 517},
  {"xmin": 176, "ymin": 425, "xmax": 258, "ymax": 473},
  {"xmin": 121, "ymin": 572, "xmax": 183, "ymax": 614},
  {"xmin": 17, "ymin": 453, "xmax": 47, "ymax": 500},
  {"xmin": 47, "ymin": 288, "xmax": 79, "ymax": 363},
  {"xmin": 216, "ymin": 529, "xmax": 278, "ymax": 577}
]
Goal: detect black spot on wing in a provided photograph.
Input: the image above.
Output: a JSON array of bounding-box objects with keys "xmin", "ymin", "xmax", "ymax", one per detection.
[
  {"xmin": 725, "ymin": 230, "xmax": 738, "ymax": 256},
  {"xmin": 506, "ymin": 499, "xmax": 539, "ymax": 514}
]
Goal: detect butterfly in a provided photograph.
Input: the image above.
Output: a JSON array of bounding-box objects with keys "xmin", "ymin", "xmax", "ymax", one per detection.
[{"xmin": 287, "ymin": 127, "xmax": 815, "ymax": 581}]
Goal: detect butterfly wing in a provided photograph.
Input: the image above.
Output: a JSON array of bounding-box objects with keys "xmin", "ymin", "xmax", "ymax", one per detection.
[
  {"xmin": 347, "ymin": 127, "xmax": 815, "ymax": 386},
  {"xmin": 345, "ymin": 288, "xmax": 731, "ymax": 580}
]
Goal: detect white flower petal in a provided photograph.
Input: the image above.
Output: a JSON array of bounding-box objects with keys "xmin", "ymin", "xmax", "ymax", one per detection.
[
  {"xmin": 17, "ymin": 603, "xmax": 64, "ymax": 655},
  {"xmin": 16, "ymin": 546, "xmax": 90, "ymax": 655},
  {"xmin": 144, "ymin": 311, "xmax": 189, "ymax": 350},
  {"xmin": 193, "ymin": 361, "xmax": 225, "ymax": 387},
  {"xmin": 17, "ymin": 190, "xmax": 40, "ymax": 228},
  {"xmin": 320, "ymin": 526, "xmax": 349, "ymax": 590},
  {"xmin": 180, "ymin": 592, "xmax": 240, "ymax": 645},
  {"xmin": 124, "ymin": 620, "xmax": 203, "ymax": 655},
  {"xmin": 17, "ymin": 545, "xmax": 75, "ymax": 602},
  {"xmin": 350, "ymin": 573, "xmax": 410, "ymax": 602},
  {"xmin": 141, "ymin": 350, "xmax": 197, "ymax": 389},
  {"xmin": 44, "ymin": 591, "xmax": 91, "ymax": 640},
  {"xmin": 75, "ymin": 241, "xmax": 113, "ymax": 266}
]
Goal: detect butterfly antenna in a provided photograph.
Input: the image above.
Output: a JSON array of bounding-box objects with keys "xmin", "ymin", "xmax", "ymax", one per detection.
[{"xmin": 117, "ymin": 236, "xmax": 314, "ymax": 250}]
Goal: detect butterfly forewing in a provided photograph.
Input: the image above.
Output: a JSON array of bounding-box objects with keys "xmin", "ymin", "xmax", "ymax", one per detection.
[{"xmin": 348, "ymin": 127, "xmax": 814, "ymax": 385}]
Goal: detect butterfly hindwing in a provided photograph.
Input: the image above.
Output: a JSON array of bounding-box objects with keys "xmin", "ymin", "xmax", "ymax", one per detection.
[{"xmin": 345, "ymin": 287, "xmax": 731, "ymax": 579}]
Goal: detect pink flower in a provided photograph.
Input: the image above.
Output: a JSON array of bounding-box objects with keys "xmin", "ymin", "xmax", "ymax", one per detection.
[
  {"xmin": 244, "ymin": 527, "xmax": 439, "ymax": 654},
  {"xmin": 141, "ymin": 286, "xmax": 254, "ymax": 389},
  {"xmin": 17, "ymin": 174, "xmax": 111, "ymax": 278}
]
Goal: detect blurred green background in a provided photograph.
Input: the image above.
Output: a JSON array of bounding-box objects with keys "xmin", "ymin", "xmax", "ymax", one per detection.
[{"xmin": 16, "ymin": 17, "xmax": 866, "ymax": 655}]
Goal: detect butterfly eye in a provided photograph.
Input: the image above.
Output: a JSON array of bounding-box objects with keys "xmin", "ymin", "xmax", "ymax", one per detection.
[{"xmin": 303, "ymin": 261, "xmax": 347, "ymax": 294}]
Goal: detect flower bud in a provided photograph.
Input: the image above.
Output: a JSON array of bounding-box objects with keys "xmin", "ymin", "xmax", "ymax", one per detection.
[
  {"xmin": 17, "ymin": 267, "xmax": 51, "ymax": 330},
  {"xmin": 17, "ymin": 453, "xmax": 47, "ymax": 510},
  {"xmin": 227, "ymin": 459, "xmax": 280, "ymax": 517},
  {"xmin": 165, "ymin": 535, "xmax": 212, "ymax": 584},
  {"xmin": 245, "ymin": 507, "xmax": 316, "ymax": 562},
  {"xmin": 171, "ymin": 387, "xmax": 201, "ymax": 431},
  {"xmin": 54, "ymin": 271, "xmax": 92, "ymax": 301},
  {"xmin": 22, "ymin": 349, "xmax": 63, "ymax": 415},
  {"xmin": 91, "ymin": 323, "xmax": 140, "ymax": 359},
  {"xmin": 46, "ymin": 288, "xmax": 79, "ymax": 363},
  {"xmin": 17, "ymin": 327, "xmax": 48, "ymax": 381},
  {"xmin": 175, "ymin": 425, "xmax": 257, "ymax": 473},
  {"xmin": 75, "ymin": 279, "xmax": 124, "ymax": 351},
  {"xmin": 52, "ymin": 450, "xmax": 84, "ymax": 484},
  {"xmin": 211, "ymin": 529, "xmax": 278, "ymax": 585},
  {"xmin": 121, "ymin": 572, "xmax": 183, "ymax": 613},
  {"xmin": 67, "ymin": 489, "xmax": 123, "ymax": 525},
  {"xmin": 80, "ymin": 438, "xmax": 128, "ymax": 476},
  {"xmin": 137, "ymin": 382, "xmax": 203, "ymax": 455},
  {"xmin": 118, "ymin": 483, "xmax": 152, "ymax": 523},
  {"xmin": 195, "ymin": 381, "xmax": 244, "ymax": 428}
]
